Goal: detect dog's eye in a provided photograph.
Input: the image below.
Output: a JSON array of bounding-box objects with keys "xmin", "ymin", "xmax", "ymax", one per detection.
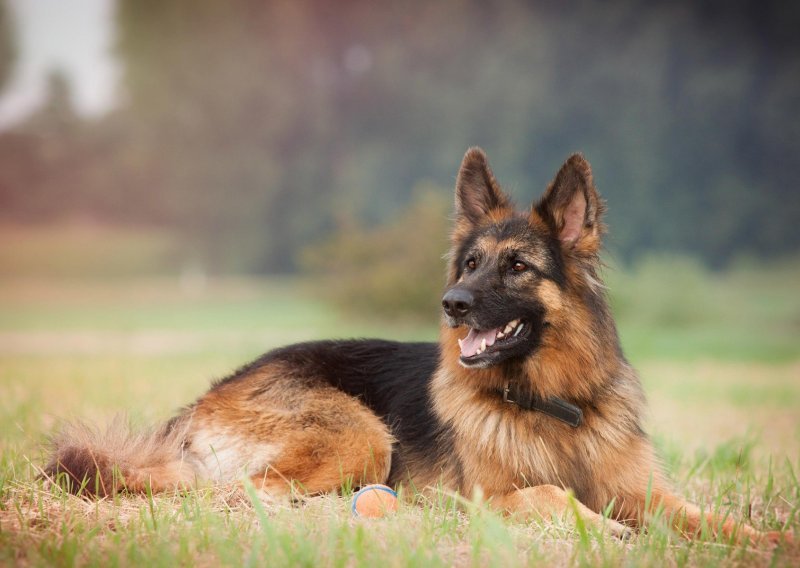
[
  {"xmin": 511, "ymin": 261, "xmax": 528, "ymax": 273},
  {"xmin": 466, "ymin": 258, "xmax": 477, "ymax": 270}
]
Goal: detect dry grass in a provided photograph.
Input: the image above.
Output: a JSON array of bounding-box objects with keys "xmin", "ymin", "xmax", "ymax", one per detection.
[
  {"xmin": 643, "ymin": 361, "xmax": 800, "ymax": 457},
  {"xmin": 1, "ymin": 472, "xmax": 797, "ymax": 567}
]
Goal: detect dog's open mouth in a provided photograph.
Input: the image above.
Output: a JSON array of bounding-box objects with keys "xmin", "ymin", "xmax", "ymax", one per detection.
[{"xmin": 458, "ymin": 319, "xmax": 528, "ymax": 364}]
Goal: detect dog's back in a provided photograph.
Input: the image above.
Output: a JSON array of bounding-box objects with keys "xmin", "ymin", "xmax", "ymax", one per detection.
[{"xmin": 206, "ymin": 339, "xmax": 452, "ymax": 486}]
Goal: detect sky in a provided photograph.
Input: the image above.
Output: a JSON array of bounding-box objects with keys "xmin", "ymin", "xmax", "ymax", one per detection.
[{"xmin": 0, "ymin": 0, "xmax": 118, "ymax": 129}]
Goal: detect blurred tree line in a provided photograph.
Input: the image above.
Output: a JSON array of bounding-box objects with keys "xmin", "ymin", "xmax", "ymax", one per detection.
[
  {"xmin": 0, "ymin": 0, "xmax": 799, "ymax": 274},
  {"xmin": 0, "ymin": 0, "xmax": 12, "ymax": 91}
]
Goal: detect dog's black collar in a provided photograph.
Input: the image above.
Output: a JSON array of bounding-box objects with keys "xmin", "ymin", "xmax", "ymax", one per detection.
[{"xmin": 496, "ymin": 381, "xmax": 583, "ymax": 428}]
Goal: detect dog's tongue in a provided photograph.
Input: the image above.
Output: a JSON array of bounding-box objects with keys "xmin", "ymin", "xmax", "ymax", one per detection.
[{"xmin": 459, "ymin": 327, "xmax": 499, "ymax": 357}]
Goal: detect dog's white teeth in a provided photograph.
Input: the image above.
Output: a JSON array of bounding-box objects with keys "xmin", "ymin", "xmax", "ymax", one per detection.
[
  {"xmin": 480, "ymin": 338, "xmax": 487, "ymax": 352},
  {"xmin": 513, "ymin": 322, "xmax": 525, "ymax": 337},
  {"xmin": 496, "ymin": 330, "xmax": 506, "ymax": 340},
  {"xmin": 458, "ymin": 338, "xmax": 463, "ymax": 349},
  {"xmin": 503, "ymin": 320, "xmax": 519, "ymax": 335}
]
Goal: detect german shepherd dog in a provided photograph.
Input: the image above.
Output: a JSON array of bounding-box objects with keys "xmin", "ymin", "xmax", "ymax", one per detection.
[{"xmin": 46, "ymin": 148, "xmax": 784, "ymax": 544}]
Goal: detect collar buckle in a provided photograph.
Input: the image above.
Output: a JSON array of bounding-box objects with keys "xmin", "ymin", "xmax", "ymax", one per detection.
[{"xmin": 502, "ymin": 382, "xmax": 516, "ymax": 404}]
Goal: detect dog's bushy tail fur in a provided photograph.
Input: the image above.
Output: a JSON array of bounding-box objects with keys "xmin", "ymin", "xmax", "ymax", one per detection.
[{"xmin": 44, "ymin": 416, "xmax": 194, "ymax": 497}]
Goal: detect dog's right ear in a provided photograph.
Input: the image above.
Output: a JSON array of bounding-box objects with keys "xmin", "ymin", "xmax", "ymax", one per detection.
[
  {"xmin": 534, "ymin": 153, "xmax": 605, "ymax": 255},
  {"xmin": 455, "ymin": 147, "xmax": 511, "ymax": 225}
]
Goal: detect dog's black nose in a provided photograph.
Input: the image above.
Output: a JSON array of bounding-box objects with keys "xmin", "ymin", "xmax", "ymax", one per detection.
[{"xmin": 442, "ymin": 288, "xmax": 474, "ymax": 318}]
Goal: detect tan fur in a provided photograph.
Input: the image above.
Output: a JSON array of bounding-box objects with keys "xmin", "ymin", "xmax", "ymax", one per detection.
[
  {"xmin": 183, "ymin": 364, "xmax": 393, "ymax": 496},
  {"xmin": 492, "ymin": 485, "xmax": 631, "ymax": 538},
  {"xmin": 45, "ymin": 417, "xmax": 195, "ymax": 496}
]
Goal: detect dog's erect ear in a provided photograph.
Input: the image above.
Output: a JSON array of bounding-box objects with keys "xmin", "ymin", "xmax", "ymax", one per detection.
[
  {"xmin": 535, "ymin": 154, "xmax": 604, "ymax": 253},
  {"xmin": 455, "ymin": 147, "xmax": 511, "ymax": 224}
]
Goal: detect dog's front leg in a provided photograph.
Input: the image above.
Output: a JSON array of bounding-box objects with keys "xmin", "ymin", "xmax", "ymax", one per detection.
[
  {"xmin": 491, "ymin": 485, "xmax": 632, "ymax": 539},
  {"xmin": 643, "ymin": 492, "xmax": 790, "ymax": 546}
]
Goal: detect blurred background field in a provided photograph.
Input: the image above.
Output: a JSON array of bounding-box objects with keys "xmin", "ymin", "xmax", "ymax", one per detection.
[{"xmin": 0, "ymin": 223, "xmax": 798, "ymax": 460}]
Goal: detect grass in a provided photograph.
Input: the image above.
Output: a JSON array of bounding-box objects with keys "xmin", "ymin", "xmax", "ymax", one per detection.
[
  {"xmin": 0, "ymin": 240, "xmax": 799, "ymax": 565},
  {"xmin": 1, "ymin": 461, "xmax": 797, "ymax": 566},
  {"xmin": 605, "ymin": 254, "xmax": 800, "ymax": 362}
]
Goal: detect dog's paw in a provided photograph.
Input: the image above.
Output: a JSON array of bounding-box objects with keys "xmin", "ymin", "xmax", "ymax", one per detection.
[
  {"xmin": 607, "ymin": 519, "xmax": 635, "ymax": 541},
  {"xmin": 762, "ymin": 530, "xmax": 794, "ymax": 547},
  {"xmin": 742, "ymin": 528, "xmax": 795, "ymax": 548}
]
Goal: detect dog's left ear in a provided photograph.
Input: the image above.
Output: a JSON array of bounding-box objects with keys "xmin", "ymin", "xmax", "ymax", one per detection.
[{"xmin": 534, "ymin": 154, "xmax": 604, "ymax": 253}]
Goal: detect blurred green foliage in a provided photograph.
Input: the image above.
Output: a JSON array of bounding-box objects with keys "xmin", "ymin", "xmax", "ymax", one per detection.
[
  {"xmin": 300, "ymin": 185, "xmax": 450, "ymax": 321},
  {"xmin": 0, "ymin": 223, "xmax": 182, "ymax": 279},
  {"xmin": 0, "ymin": 0, "xmax": 13, "ymax": 91},
  {"xmin": 0, "ymin": 0, "xmax": 799, "ymax": 273},
  {"xmin": 606, "ymin": 255, "xmax": 719, "ymax": 327}
]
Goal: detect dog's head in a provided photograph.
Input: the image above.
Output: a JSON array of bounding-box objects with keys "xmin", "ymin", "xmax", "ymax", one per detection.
[{"xmin": 443, "ymin": 147, "xmax": 606, "ymax": 369}]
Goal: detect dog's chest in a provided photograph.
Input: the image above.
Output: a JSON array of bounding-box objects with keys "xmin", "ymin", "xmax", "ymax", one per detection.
[{"xmin": 457, "ymin": 406, "xmax": 596, "ymax": 493}]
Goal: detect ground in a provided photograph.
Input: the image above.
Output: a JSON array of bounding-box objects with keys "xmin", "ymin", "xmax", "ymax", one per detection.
[{"xmin": 0, "ymin": 270, "xmax": 798, "ymax": 567}]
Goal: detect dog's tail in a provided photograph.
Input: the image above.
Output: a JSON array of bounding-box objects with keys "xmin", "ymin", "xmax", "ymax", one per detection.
[{"xmin": 43, "ymin": 416, "xmax": 196, "ymax": 497}]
